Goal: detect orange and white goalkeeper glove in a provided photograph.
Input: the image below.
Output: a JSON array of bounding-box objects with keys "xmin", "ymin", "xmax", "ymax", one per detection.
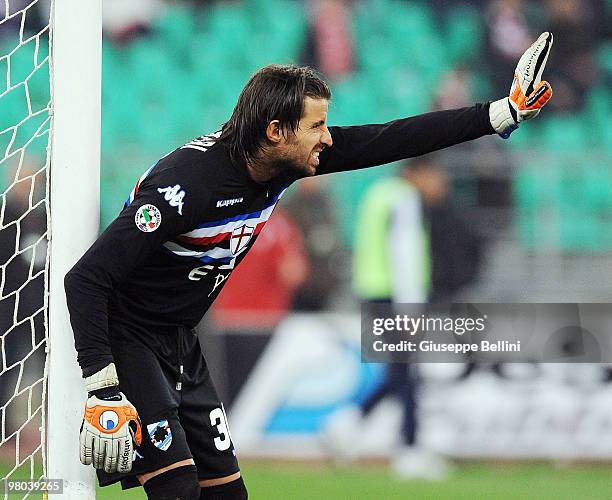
[
  {"xmin": 80, "ymin": 363, "xmax": 142, "ymax": 473},
  {"xmin": 490, "ymin": 32, "xmax": 554, "ymax": 139}
]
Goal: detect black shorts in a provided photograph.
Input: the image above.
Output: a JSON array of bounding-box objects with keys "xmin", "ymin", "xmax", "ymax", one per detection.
[{"xmin": 97, "ymin": 323, "xmax": 240, "ymax": 490}]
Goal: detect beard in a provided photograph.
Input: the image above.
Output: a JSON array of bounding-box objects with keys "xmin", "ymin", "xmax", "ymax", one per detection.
[
  {"xmin": 272, "ymin": 147, "xmax": 314, "ymax": 179},
  {"xmin": 249, "ymin": 140, "xmax": 317, "ymax": 183},
  {"xmin": 277, "ymin": 156, "xmax": 313, "ymax": 178}
]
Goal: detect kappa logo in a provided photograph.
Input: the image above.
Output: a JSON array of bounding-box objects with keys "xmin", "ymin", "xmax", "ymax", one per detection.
[
  {"xmin": 158, "ymin": 184, "xmax": 185, "ymax": 215},
  {"xmin": 147, "ymin": 420, "xmax": 172, "ymax": 451},
  {"xmin": 216, "ymin": 197, "xmax": 244, "ymax": 208},
  {"xmin": 230, "ymin": 224, "xmax": 255, "ymax": 256},
  {"xmin": 135, "ymin": 204, "xmax": 161, "ymax": 232}
]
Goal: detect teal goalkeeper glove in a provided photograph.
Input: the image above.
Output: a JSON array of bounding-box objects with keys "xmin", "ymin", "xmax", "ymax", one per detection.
[
  {"xmin": 80, "ymin": 363, "xmax": 142, "ymax": 473},
  {"xmin": 490, "ymin": 32, "xmax": 554, "ymax": 139}
]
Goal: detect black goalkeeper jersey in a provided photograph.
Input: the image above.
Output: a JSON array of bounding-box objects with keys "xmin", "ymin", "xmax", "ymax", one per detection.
[{"xmin": 64, "ymin": 104, "xmax": 495, "ymax": 376}]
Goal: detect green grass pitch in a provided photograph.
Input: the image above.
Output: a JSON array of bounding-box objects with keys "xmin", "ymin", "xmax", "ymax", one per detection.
[{"xmin": 2, "ymin": 460, "xmax": 612, "ymax": 499}]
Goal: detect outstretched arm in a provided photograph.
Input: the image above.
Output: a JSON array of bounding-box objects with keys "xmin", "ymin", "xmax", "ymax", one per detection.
[
  {"xmin": 317, "ymin": 103, "xmax": 494, "ymax": 175},
  {"xmin": 317, "ymin": 32, "xmax": 553, "ymax": 176}
]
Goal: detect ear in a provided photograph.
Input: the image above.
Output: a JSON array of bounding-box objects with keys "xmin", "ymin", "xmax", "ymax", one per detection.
[{"xmin": 266, "ymin": 120, "xmax": 283, "ymax": 143}]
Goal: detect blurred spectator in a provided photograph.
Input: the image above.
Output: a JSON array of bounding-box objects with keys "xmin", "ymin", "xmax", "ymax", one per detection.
[
  {"xmin": 432, "ymin": 66, "xmax": 474, "ymax": 111},
  {"xmin": 283, "ymin": 176, "xmax": 345, "ymax": 311},
  {"xmin": 542, "ymin": 0, "xmax": 600, "ymax": 113},
  {"xmin": 484, "ymin": 0, "xmax": 532, "ymax": 98},
  {"xmin": 0, "ymin": 0, "xmax": 50, "ymax": 38},
  {"xmin": 102, "ymin": 0, "xmax": 165, "ymax": 43},
  {"xmin": 326, "ymin": 155, "xmax": 483, "ymax": 479},
  {"xmin": 418, "ymin": 161, "xmax": 485, "ymax": 303},
  {"xmin": 301, "ymin": 0, "xmax": 355, "ymax": 81},
  {"xmin": 433, "ymin": 64, "xmax": 513, "ymax": 238}
]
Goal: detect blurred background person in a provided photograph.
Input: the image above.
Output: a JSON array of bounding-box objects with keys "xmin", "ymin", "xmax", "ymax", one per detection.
[
  {"xmin": 324, "ymin": 155, "xmax": 483, "ymax": 479},
  {"xmin": 102, "ymin": 0, "xmax": 164, "ymax": 43},
  {"xmin": 542, "ymin": 0, "xmax": 601, "ymax": 114},
  {"xmin": 301, "ymin": 0, "xmax": 356, "ymax": 81},
  {"xmin": 484, "ymin": 0, "xmax": 533, "ymax": 98},
  {"xmin": 0, "ymin": 0, "xmax": 49, "ymax": 38},
  {"xmin": 283, "ymin": 177, "xmax": 347, "ymax": 311}
]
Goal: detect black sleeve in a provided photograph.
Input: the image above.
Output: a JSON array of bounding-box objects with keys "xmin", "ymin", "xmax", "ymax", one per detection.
[
  {"xmin": 316, "ymin": 103, "xmax": 495, "ymax": 175},
  {"xmin": 64, "ymin": 158, "xmax": 205, "ymax": 377}
]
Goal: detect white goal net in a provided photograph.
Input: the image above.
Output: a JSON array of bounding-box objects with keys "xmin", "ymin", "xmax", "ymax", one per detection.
[
  {"xmin": 1, "ymin": 0, "xmax": 101, "ymax": 496},
  {"xmin": 1, "ymin": 0, "xmax": 52, "ymax": 496}
]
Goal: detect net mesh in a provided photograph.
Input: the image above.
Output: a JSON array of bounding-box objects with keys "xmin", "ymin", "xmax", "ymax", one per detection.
[{"xmin": 0, "ymin": 0, "xmax": 51, "ymax": 496}]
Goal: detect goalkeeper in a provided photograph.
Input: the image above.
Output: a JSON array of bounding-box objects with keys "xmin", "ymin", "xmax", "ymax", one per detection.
[{"xmin": 65, "ymin": 33, "xmax": 553, "ymax": 499}]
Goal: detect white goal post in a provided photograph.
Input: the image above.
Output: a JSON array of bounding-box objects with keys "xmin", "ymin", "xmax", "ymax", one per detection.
[{"xmin": 47, "ymin": 0, "xmax": 102, "ymax": 498}]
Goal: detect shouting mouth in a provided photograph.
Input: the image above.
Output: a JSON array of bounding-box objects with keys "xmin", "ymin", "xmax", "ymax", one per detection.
[{"xmin": 311, "ymin": 150, "xmax": 322, "ymax": 167}]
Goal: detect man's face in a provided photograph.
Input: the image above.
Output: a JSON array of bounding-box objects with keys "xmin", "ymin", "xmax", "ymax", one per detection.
[{"xmin": 278, "ymin": 97, "xmax": 333, "ymax": 177}]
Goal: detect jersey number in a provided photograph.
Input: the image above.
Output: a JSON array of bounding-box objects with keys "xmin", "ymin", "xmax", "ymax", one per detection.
[{"xmin": 210, "ymin": 407, "xmax": 231, "ymax": 451}]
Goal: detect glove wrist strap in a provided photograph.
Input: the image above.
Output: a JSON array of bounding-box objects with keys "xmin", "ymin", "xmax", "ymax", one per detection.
[
  {"xmin": 89, "ymin": 386, "xmax": 122, "ymax": 400},
  {"xmin": 84, "ymin": 362, "xmax": 119, "ymax": 393},
  {"xmin": 489, "ymin": 98, "xmax": 518, "ymax": 139}
]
